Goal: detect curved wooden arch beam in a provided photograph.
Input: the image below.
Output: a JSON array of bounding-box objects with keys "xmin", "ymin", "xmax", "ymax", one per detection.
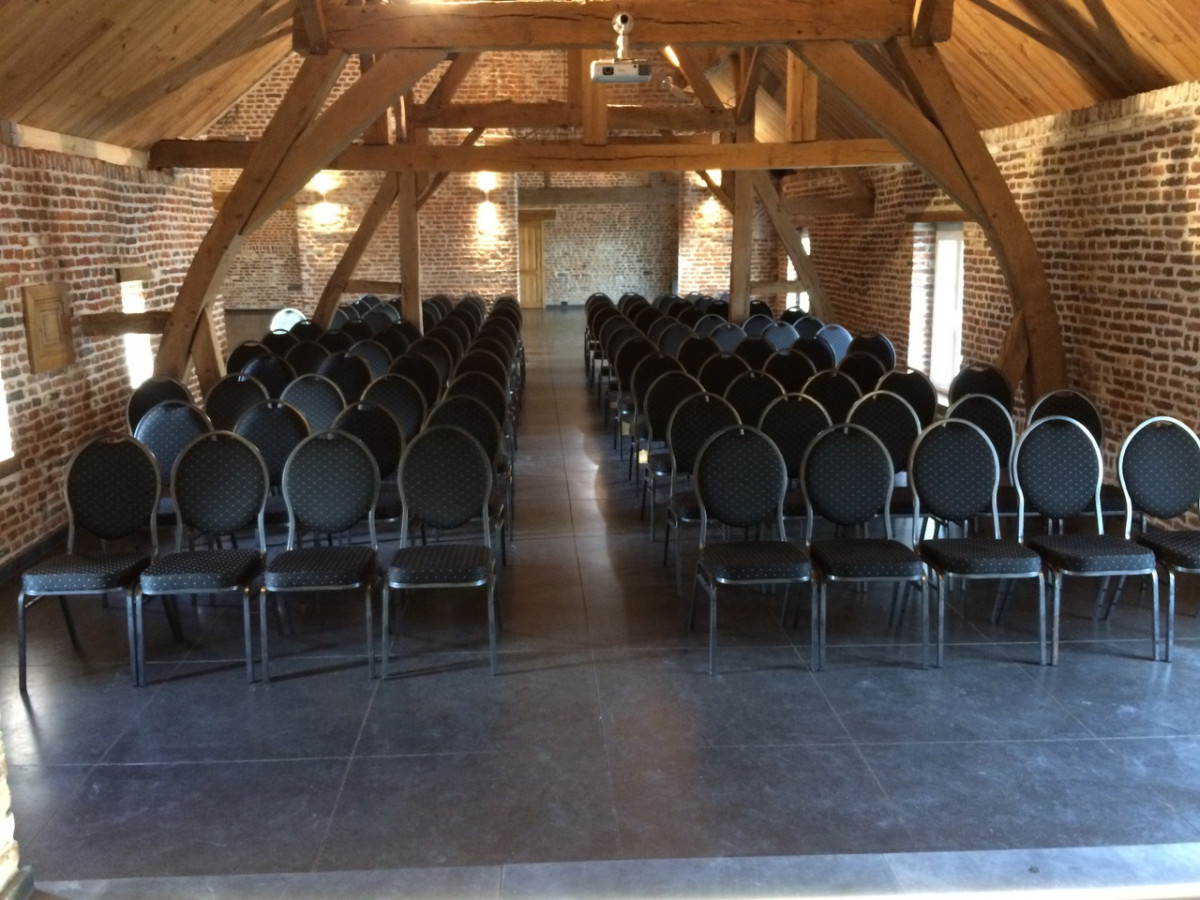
[
  {"xmin": 154, "ymin": 52, "xmax": 349, "ymax": 380},
  {"xmin": 794, "ymin": 40, "xmax": 1066, "ymax": 395}
]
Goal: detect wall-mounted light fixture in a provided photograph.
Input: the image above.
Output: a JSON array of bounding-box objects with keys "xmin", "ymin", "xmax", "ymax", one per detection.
[
  {"xmin": 475, "ymin": 171, "xmax": 499, "ymax": 238},
  {"xmin": 305, "ymin": 170, "xmax": 343, "ymax": 229}
]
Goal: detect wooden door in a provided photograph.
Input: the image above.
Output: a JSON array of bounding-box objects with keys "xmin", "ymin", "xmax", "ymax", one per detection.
[{"xmin": 518, "ymin": 218, "xmax": 545, "ymax": 307}]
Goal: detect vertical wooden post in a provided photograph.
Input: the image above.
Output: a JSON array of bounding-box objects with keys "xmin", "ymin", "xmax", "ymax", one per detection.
[{"xmin": 397, "ymin": 171, "xmax": 422, "ymax": 330}]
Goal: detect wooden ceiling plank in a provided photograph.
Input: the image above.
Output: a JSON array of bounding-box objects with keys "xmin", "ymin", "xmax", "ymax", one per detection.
[
  {"xmin": 791, "ymin": 41, "xmax": 985, "ymax": 220},
  {"xmin": 154, "ymin": 51, "xmax": 350, "ymax": 381},
  {"xmin": 888, "ymin": 37, "xmax": 1066, "ymax": 395},
  {"xmin": 314, "ymin": 173, "xmax": 401, "ymax": 326},
  {"xmin": 246, "ymin": 49, "xmax": 446, "ymax": 233},
  {"xmin": 751, "ymin": 172, "xmax": 828, "ymax": 318},
  {"xmin": 151, "ymin": 136, "xmax": 906, "ymax": 172},
  {"xmin": 316, "ymin": 0, "xmax": 915, "ymax": 54}
]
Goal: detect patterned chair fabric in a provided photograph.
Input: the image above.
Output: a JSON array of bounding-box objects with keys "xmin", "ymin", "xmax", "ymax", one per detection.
[
  {"xmin": 676, "ymin": 335, "xmax": 721, "ymax": 376},
  {"xmin": 280, "ymin": 373, "xmax": 346, "ymax": 432},
  {"xmin": 226, "ymin": 341, "xmax": 271, "ymax": 375},
  {"xmin": 876, "ymin": 369, "xmax": 939, "ymax": 429},
  {"xmin": 801, "ymin": 423, "xmax": 925, "ymax": 671},
  {"xmin": 693, "ymin": 313, "xmax": 726, "ymax": 337},
  {"xmin": 761, "ymin": 321, "xmax": 800, "ymax": 352},
  {"xmin": 1015, "ymin": 416, "xmax": 1160, "ymax": 664},
  {"xmin": 284, "ymin": 340, "xmax": 331, "ymax": 376},
  {"xmin": 791, "ymin": 338, "xmax": 836, "ymax": 372},
  {"xmin": 846, "ymin": 332, "xmax": 897, "ymax": 371},
  {"xmin": 384, "ymin": 425, "xmax": 499, "ymax": 676},
  {"xmin": 260, "ymin": 430, "xmax": 380, "ymax": 681},
  {"xmin": 732, "ymin": 336, "xmax": 777, "ymax": 371},
  {"xmin": 127, "ymin": 375, "xmax": 193, "ymax": 433},
  {"xmin": 139, "ymin": 432, "xmax": 268, "ymax": 684},
  {"xmin": 18, "ymin": 434, "xmax": 161, "ymax": 691},
  {"xmin": 203, "ymin": 373, "xmax": 269, "ymax": 432},
  {"xmin": 133, "ymin": 400, "xmax": 213, "ymax": 492},
  {"xmin": 708, "ymin": 322, "xmax": 746, "ymax": 355},
  {"xmin": 240, "ymin": 353, "xmax": 295, "ymax": 399},
  {"xmin": 317, "ymin": 351, "xmax": 373, "ymax": 404},
  {"xmin": 692, "ymin": 425, "xmax": 812, "ymax": 675},
  {"xmin": 1028, "ymin": 389, "xmax": 1104, "ymax": 445},
  {"xmin": 723, "ymin": 370, "xmax": 785, "ymax": 429},
  {"xmin": 1119, "ymin": 415, "xmax": 1200, "ymax": 661},
  {"xmin": 801, "ymin": 370, "xmax": 861, "ymax": 425},
  {"xmin": 426, "ymin": 325, "xmax": 465, "ymax": 366},
  {"xmin": 657, "ymin": 323, "xmax": 693, "ymax": 359},
  {"xmin": 741, "ymin": 314, "xmax": 775, "ymax": 338},
  {"xmin": 910, "ymin": 419, "xmax": 1044, "ymax": 667},
  {"xmin": 697, "ymin": 353, "xmax": 752, "ymax": 396},
  {"xmin": 638, "ymin": 371, "xmax": 703, "ymax": 531},
  {"xmin": 389, "ymin": 354, "xmax": 444, "ymax": 409},
  {"xmin": 409, "ymin": 336, "xmax": 454, "ymax": 384},
  {"xmin": 837, "ymin": 352, "xmax": 888, "ymax": 395},
  {"xmin": 949, "ymin": 362, "xmax": 1014, "ymax": 411},
  {"xmin": 362, "ymin": 374, "xmax": 428, "ymax": 442},
  {"xmin": 763, "ymin": 352, "xmax": 816, "ymax": 394},
  {"xmin": 349, "ymin": 339, "xmax": 393, "ymax": 380},
  {"xmin": 260, "ymin": 329, "xmax": 299, "ymax": 357},
  {"xmin": 815, "ymin": 323, "xmax": 853, "ymax": 364}
]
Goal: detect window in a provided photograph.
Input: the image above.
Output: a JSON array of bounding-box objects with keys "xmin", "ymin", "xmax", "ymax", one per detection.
[
  {"xmin": 909, "ymin": 222, "xmax": 964, "ymax": 396},
  {"xmin": 121, "ymin": 280, "xmax": 154, "ymax": 387},
  {"xmin": 785, "ymin": 228, "xmax": 812, "ymax": 312}
]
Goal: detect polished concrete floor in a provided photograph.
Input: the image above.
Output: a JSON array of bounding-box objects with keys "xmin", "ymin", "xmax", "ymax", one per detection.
[{"xmin": 7, "ymin": 307, "xmax": 1200, "ymax": 898}]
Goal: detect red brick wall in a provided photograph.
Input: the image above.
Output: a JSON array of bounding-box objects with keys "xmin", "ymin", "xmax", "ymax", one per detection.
[{"xmin": 0, "ymin": 144, "xmax": 212, "ymax": 565}]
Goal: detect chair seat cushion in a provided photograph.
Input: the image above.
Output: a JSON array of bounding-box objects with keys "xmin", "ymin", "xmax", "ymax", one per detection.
[
  {"xmin": 141, "ymin": 549, "xmax": 262, "ymax": 593},
  {"xmin": 264, "ymin": 546, "xmax": 377, "ymax": 590},
  {"xmin": 1027, "ymin": 534, "xmax": 1155, "ymax": 573},
  {"xmin": 810, "ymin": 539, "xmax": 923, "ymax": 580},
  {"xmin": 699, "ymin": 541, "xmax": 811, "ymax": 583},
  {"xmin": 23, "ymin": 552, "xmax": 151, "ymax": 594},
  {"xmin": 1138, "ymin": 529, "xmax": 1200, "ymax": 570},
  {"xmin": 920, "ymin": 538, "xmax": 1042, "ymax": 577},
  {"xmin": 388, "ymin": 543, "xmax": 493, "ymax": 586},
  {"xmin": 646, "ymin": 450, "xmax": 671, "ymax": 478},
  {"xmin": 667, "ymin": 490, "xmax": 701, "ymax": 522},
  {"xmin": 782, "ymin": 486, "xmax": 807, "ymax": 518}
]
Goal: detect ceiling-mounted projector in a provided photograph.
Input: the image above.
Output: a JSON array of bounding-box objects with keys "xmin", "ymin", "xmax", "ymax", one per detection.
[
  {"xmin": 591, "ymin": 12, "xmax": 651, "ymax": 83},
  {"xmin": 590, "ymin": 59, "xmax": 652, "ymax": 83}
]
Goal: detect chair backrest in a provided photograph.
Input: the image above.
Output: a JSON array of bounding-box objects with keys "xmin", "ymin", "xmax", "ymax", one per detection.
[
  {"xmin": 455, "ymin": 348, "xmax": 510, "ymax": 391},
  {"xmin": 695, "ymin": 425, "xmax": 789, "ymax": 539},
  {"xmin": 709, "ymin": 322, "xmax": 746, "ymax": 354},
  {"xmin": 723, "ymin": 369, "xmax": 785, "ymax": 427},
  {"xmin": 349, "ymin": 339, "xmax": 393, "ymax": 380},
  {"xmin": 317, "ymin": 329, "xmax": 354, "ymax": 353},
  {"xmin": 316, "ymin": 351, "xmax": 373, "ymax": 404},
  {"xmin": 741, "ymin": 314, "xmax": 775, "ymax": 338},
  {"xmin": 1028, "ymin": 389, "xmax": 1104, "ymax": 446},
  {"xmin": 646, "ymin": 316, "xmax": 674, "ymax": 345},
  {"xmin": 613, "ymin": 336, "xmax": 656, "ymax": 387},
  {"xmin": 445, "ymin": 371, "xmax": 509, "ymax": 431},
  {"xmin": 658, "ymin": 322, "xmax": 693, "ymax": 358},
  {"xmin": 1013, "ymin": 415, "xmax": 1108, "ymax": 540},
  {"xmin": 666, "ymin": 392, "xmax": 741, "ymax": 480},
  {"xmin": 630, "ymin": 354, "xmax": 684, "ymax": 411},
  {"xmin": 837, "ymin": 351, "xmax": 889, "ymax": 394},
  {"xmin": 389, "ymin": 353, "xmax": 443, "ymax": 409},
  {"xmin": 133, "ymin": 400, "xmax": 213, "ymax": 488},
  {"xmin": 949, "ymin": 362, "xmax": 1014, "ymax": 411},
  {"xmin": 877, "ymin": 368, "xmax": 939, "ymax": 428},
  {"xmin": 848, "ymin": 390, "xmax": 922, "ymax": 475},
  {"xmin": 64, "ymin": 434, "xmax": 160, "ymax": 551},
  {"xmin": 758, "ymin": 393, "xmax": 832, "ymax": 480},
  {"xmin": 816, "ymin": 323, "xmax": 853, "ymax": 363},
  {"xmin": 426, "ymin": 394, "xmax": 503, "ymax": 464},
  {"xmin": 290, "ymin": 320, "xmax": 324, "ymax": 341},
  {"xmin": 240, "ymin": 353, "xmax": 295, "ymax": 399},
  {"xmin": 281, "ymin": 430, "xmax": 379, "ymax": 546},
  {"xmin": 694, "ymin": 313, "xmax": 726, "ymax": 337},
  {"xmin": 910, "ymin": 418, "xmax": 1004, "ymax": 537},
  {"xmin": 361, "ymin": 373, "xmax": 428, "ymax": 441},
  {"xmin": 409, "ymin": 336, "xmax": 454, "ymax": 383},
  {"xmin": 946, "ymin": 393, "xmax": 1015, "ymax": 473},
  {"xmin": 171, "ymin": 431, "xmax": 269, "ymax": 549},
  {"xmin": 760, "ymin": 321, "xmax": 800, "ymax": 352},
  {"xmin": 790, "ymin": 337, "xmax": 836, "ymax": 372},
  {"xmin": 203, "ymin": 373, "xmax": 269, "ymax": 431},
  {"xmin": 846, "ymin": 332, "xmax": 896, "ymax": 370},
  {"xmin": 284, "ymin": 339, "xmax": 331, "ymax": 376},
  {"xmin": 226, "ymin": 340, "xmax": 271, "ymax": 375},
  {"xmin": 732, "ymin": 336, "xmax": 777, "ymax": 370},
  {"xmin": 763, "ymin": 351, "xmax": 816, "ymax": 393},
  {"xmin": 697, "ymin": 353, "xmax": 752, "ymax": 395},
  {"xmin": 334, "ymin": 401, "xmax": 404, "ymax": 483},
  {"xmin": 375, "ymin": 324, "xmax": 413, "ymax": 359},
  {"xmin": 426, "ymin": 325, "xmax": 465, "ymax": 366},
  {"xmin": 260, "ymin": 329, "xmax": 299, "ymax": 357},
  {"xmin": 677, "ymin": 335, "xmax": 721, "ymax": 374},
  {"xmin": 643, "ymin": 371, "xmax": 703, "ymax": 443},
  {"xmin": 398, "ymin": 425, "xmax": 494, "ymax": 544},
  {"xmin": 233, "ymin": 399, "xmax": 311, "ymax": 487},
  {"xmin": 1119, "ymin": 415, "xmax": 1200, "ymax": 526},
  {"xmin": 280, "ymin": 373, "xmax": 346, "ymax": 432},
  {"xmin": 801, "ymin": 369, "xmax": 861, "ymax": 424},
  {"xmin": 127, "ymin": 375, "xmax": 193, "ymax": 433},
  {"xmin": 802, "ymin": 423, "xmax": 896, "ymax": 536},
  {"xmin": 792, "ymin": 314, "xmax": 824, "ymax": 340},
  {"xmin": 363, "ymin": 304, "xmax": 401, "ymax": 335}
]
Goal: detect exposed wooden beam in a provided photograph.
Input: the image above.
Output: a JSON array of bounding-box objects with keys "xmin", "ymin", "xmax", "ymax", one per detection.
[
  {"xmin": 154, "ymin": 52, "xmax": 349, "ymax": 381},
  {"xmin": 307, "ymin": 0, "xmax": 917, "ymax": 55},
  {"xmin": 729, "ymin": 165, "xmax": 755, "ymax": 322},
  {"xmin": 751, "ymin": 279, "xmax": 808, "ymax": 294},
  {"xmin": 78, "ymin": 311, "xmax": 170, "ymax": 336},
  {"xmin": 518, "ymin": 184, "xmax": 677, "ymax": 206},
  {"xmin": 751, "ymin": 172, "xmax": 828, "ymax": 318},
  {"xmin": 786, "ymin": 54, "xmax": 819, "ymax": 142},
  {"xmin": 407, "ymin": 101, "xmax": 735, "ymax": 134},
  {"xmin": 696, "ymin": 170, "xmax": 733, "ymax": 213},
  {"xmin": 151, "ymin": 136, "xmax": 906, "ymax": 172},
  {"xmin": 673, "ymin": 47, "xmax": 727, "ymax": 112},
  {"xmin": 735, "ymin": 48, "xmax": 765, "ymax": 127},
  {"xmin": 888, "ymin": 37, "xmax": 1066, "ymax": 395},
  {"xmin": 912, "ymin": 0, "xmax": 954, "ymax": 47},
  {"xmin": 783, "ymin": 195, "xmax": 875, "ymax": 218},
  {"xmin": 425, "ymin": 52, "xmax": 481, "ymax": 108},
  {"xmin": 397, "ymin": 171, "xmax": 422, "ymax": 328},
  {"xmin": 791, "ymin": 42, "xmax": 985, "ymax": 220},
  {"xmin": 1, "ymin": 121, "xmax": 147, "ymax": 168},
  {"xmin": 296, "ymin": 0, "xmax": 329, "ymax": 55},
  {"xmin": 581, "ymin": 51, "xmax": 609, "ymax": 146},
  {"xmin": 904, "ymin": 203, "xmax": 971, "ymax": 222},
  {"xmin": 246, "ymin": 50, "xmax": 445, "ymax": 234},
  {"xmin": 192, "ymin": 308, "xmax": 225, "ymax": 392},
  {"xmin": 346, "ymin": 279, "xmax": 404, "ymax": 296},
  {"xmin": 417, "ymin": 127, "xmax": 485, "ymax": 209},
  {"xmin": 314, "ymin": 173, "xmax": 401, "ymax": 327}
]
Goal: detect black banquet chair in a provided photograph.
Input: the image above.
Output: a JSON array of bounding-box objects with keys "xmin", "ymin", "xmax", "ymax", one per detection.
[
  {"xmin": 203, "ymin": 373, "xmax": 268, "ymax": 431},
  {"xmin": 910, "ymin": 418, "xmax": 1045, "ymax": 667},
  {"xmin": 691, "ymin": 425, "xmax": 812, "ymax": 675},
  {"xmin": 1118, "ymin": 415, "xmax": 1200, "ymax": 661},
  {"xmin": 18, "ymin": 434, "xmax": 166, "ymax": 691},
  {"xmin": 127, "ymin": 375, "xmax": 193, "ymax": 433},
  {"xmin": 137, "ymin": 432, "xmax": 269, "ymax": 685},
  {"xmin": 382, "ymin": 425, "xmax": 501, "ymax": 677},
  {"xmin": 260, "ymin": 430, "xmax": 381, "ymax": 681},
  {"xmin": 1013, "ymin": 415, "xmax": 1160, "ymax": 664}
]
